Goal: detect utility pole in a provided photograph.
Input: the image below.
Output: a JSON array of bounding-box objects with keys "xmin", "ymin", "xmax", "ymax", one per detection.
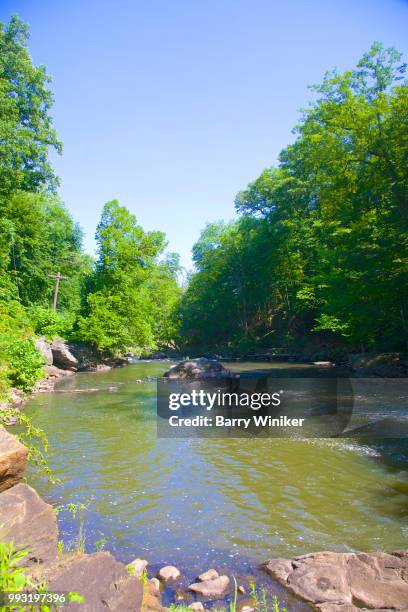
[{"xmin": 48, "ymin": 272, "xmax": 68, "ymax": 311}]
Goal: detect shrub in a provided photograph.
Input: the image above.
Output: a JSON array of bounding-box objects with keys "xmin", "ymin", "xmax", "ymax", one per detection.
[
  {"xmin": 0, "ymin": 305, "xmax": 44, "ymax": 392},
  {"xmin": 29, "ymin": 305, "xmax": 74, "ymax": 339}
]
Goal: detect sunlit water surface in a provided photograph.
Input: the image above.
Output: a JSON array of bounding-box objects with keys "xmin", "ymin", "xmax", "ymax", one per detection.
[{"xmin": 24, "ymin": 361, "xmax": 408, "ymax": 595}]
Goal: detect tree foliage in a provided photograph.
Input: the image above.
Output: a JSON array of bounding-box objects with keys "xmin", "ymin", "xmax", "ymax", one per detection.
[
  {"xmin": 0, "ymin": 15, "xmax": 61, "ymax": 196},
  {"xmin": 78, "ymin": 201, "xmax": 181, "ymax": 353},
  {"xmin": 180, "ymin": 43, "xmax": 408, "ymax": 354}
]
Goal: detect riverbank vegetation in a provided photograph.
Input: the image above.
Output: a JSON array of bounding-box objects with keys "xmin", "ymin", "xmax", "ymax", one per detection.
[
  {"xmin": 0, "ymin": 16, "xmax": 180, "ymax": 399},
  {"xmin": 178, "ymin": 43, "xmax": 408, "ymax": 356},
  {"xmin": 0, "ymin": 14, "xmax": 407, "ymax": 399}
]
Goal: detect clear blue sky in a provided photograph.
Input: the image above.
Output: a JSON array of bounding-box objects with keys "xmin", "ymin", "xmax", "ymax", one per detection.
[{"xmin": 1, "ymin": 1, "xmax": 407, "ymax": 269}]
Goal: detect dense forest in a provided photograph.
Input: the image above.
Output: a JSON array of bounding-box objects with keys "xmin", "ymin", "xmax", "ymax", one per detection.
[
  {"xmin": 0, "ymin": 15, "xmax": 407, "ymax": 399},
  {"xmin": 0, "ymin": 16, "xmax": 180, "ymax": 397},
  {"xmin": 179, "ymin": 43, "xmax": 408, "ymax": 357}
]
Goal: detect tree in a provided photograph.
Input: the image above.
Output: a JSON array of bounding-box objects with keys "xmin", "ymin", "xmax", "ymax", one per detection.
[
  {"xmin": 180, "ymin": 43, "xmax": 408, "ymax": 354},
  {"xmin": 79, "ymin": 201, "xmax": 180, "ymax": 353},
  {"xmin": 0, "ymin": 15, "xmax": 61, "ymax": 196}
]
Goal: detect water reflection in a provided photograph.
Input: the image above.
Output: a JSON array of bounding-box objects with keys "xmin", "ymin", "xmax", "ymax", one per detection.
[{"xmin": 24, "ymin": 361, "xmax": 408, "ymax": 578}]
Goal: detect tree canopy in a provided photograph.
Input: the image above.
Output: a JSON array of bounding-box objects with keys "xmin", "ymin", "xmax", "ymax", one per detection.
[{"xmin": 179, "ymin": 43, "xmax": 408, "ymax": 355}]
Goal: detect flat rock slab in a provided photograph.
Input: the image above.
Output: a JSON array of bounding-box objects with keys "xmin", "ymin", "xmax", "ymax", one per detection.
[
  {"xmin": 263, "ymin": 550, "xmax": 408, "ymax": 611},
  {"xmin": 0, "ymin": 425, "xmax": 28, "ymax": 492},
  {"xmin": 189, "ymin": 575, "xmax": 230, "ymax": 598},
  {"xmin": 0, "ymin": 483, "xmax": 57, "ymax": 565},
  {"xmin": 197, "ymin": 568, "xmax": 219, "ymax": 582},
  {"xmin": 40, "ymin": 551, "xmax": 142, "ymax": 611}
]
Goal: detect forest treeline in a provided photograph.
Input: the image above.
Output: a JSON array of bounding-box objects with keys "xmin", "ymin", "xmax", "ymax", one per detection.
[
  {"xmin": 0, "ymin": 15, "xmax": 407, "ymax": 398},
  {"xmin": 179, "ymin": 43, "xmax": 408, "ymax": 356},
  {"xmin": 0, "ymin": 17, "xmax": 180, "ymax": 396}
]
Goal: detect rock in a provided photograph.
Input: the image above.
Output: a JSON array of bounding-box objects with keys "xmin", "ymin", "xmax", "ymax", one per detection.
[
  {"xmin": 0, "ymin": 483, "xmax": 57, "ymax": 565},
  {"xmin": 143, "ymin": 578, "xmax": 164, "ymax": 611},
  {"xmin": 51, "ymin": 339, "xmax": 78, "ymax": 371},
  {"xmin": 127, "ymin": 558, "xmax": 148, "ymax": 577},
  {"xmin": 189, "ymin": 603, "xmax": 205, "ymax": 610},
  {"xmin": 35, "ymin": 365, "xmax": 75, "ymax": 393},
  {"xmin": 175, "ymin": 589, "xmax": 188, "ymax": 601},
  {"xmin": 197, "ymin": 568, "xmax": 219, "ymax": 582},
  {"xmin": 39, "ymin": 551, "xmax": 142, "ymax": 611},
  {"xmin": 188, "ymin": 575, "xmax": 230, "ymax": 598},
  {"xmin": 348, "ymin": 352, "xmax": 408, "ymax": 377},
  {"xmin": 0, "ymin": 426, "xmax": 28, "ymax": 492},
  {"xmin": 263, "ymin": 550, "xmax": 408, "ymax": 611},
  {"xmin": 157, "ymin": 565, "xmax": 181, "ymax": 581},
  {"xmin": 238, "ymin": 585, "xmax": 246, "ymax": 594},
  {"xmin": 35, "ymin": 337, "xmax": 53, "ymax": 366},
  {"xmin": 164, "ymin": 358, "xmax": 232, "ymax": 380},
  {"xmin": 239, "ymin": 605, "xmax": 255, "ymax": 612},
  {"xmin": 149, "ymin": 578, "xmax": 160, "ymax": 594},
  {"xmin": 8, "ymin": 388, "xmax": 24, "ymax": 407}
]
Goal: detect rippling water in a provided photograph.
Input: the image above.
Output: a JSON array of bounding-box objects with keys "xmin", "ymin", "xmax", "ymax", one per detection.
[{"xmin": 24, "ymin": 361, "xmax": 408, "ymax": 582}]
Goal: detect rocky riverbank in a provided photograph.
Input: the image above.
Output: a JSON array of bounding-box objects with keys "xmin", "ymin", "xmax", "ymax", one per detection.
[{"xmin": 0, "ymin": 337, "xmax": 126, "ymax": 420}]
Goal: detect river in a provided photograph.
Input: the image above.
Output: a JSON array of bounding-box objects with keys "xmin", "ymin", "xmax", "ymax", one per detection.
[{"xmin": 24, "ymin": 360, "xmax": 408, "ymax": 587}]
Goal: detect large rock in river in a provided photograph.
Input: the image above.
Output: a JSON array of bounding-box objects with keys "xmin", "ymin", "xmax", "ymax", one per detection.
[
  {"xmin": 35, "ymin": 337, "xmax": 53, "ymax": 366},
  {"xmin": 51, "ymin": 338, "xmax": 78, "ymax": 370},
  {"xmin": 263, "ymin": 550, "xmax": 408, "ymax": 611},
  {"xmin": 0, "ymin": 483, "xmax": 57, "ymax": 565},
  {"xmin": 0, "ymin": 425, "xmax": 28, "ymax": 492},
  {"xmin": 164, "ymin": 357, "xmax": 232, "ymax": 380}
]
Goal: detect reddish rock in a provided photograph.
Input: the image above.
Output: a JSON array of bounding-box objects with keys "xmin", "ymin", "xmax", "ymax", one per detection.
[
  {"xmin": 188, "ymin": 575, "xmax": 230, "ymax": 598},
  {"xmin": 197, "ymin": 568, "xmax": 219, "ymax": 581},
  {"xmin": 0, "ymin": 427, "xmax": 28, "ymax": 492},
  {"xmin": 157, "ymin": 565, "xmax": 181, "ymax": 581},
  {"xmin": 263, "ymin": 550, "xmax": 408, "ymax": 611},
  {"xmin": 41, "ymin": 551, "xmax": 142, "ymax": 611},
  {"xmin": 189, "ymin": 603, "xmax": 204, "ymax": 610},
  {"xmin": 127, "ymin": 557, "xmax": 148, "ymax": 577},
  {"xmin": 0, "ymin": 483, "xmax": 57, "ymax": 565},
  {"xmin": 143, "ymin": 577, "xmax": 165, "ymax": 611}
]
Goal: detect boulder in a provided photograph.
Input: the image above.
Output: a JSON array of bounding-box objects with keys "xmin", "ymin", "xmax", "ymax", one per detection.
[
  {"xmin": 39, "ymin": 551, "xmax": 142, "ymax": 611},
  {"xmin": 0, "ymin": 426, "xmax": 28, "ymax": 492},
  {"xmin": 51, "ymin": 339, "xmax": 78, "ymax": 370},
  {"xmin": 188, "ymin": 575, "xmax": 230, "ymax": 598},
  {"xmin": 0, "ymin": 483, "xmax": 57, "ymax": 565},
  {"xmin": 164, "ymin": 358, "xmax": 232, "ymax": 380},
  {"xmin": 157, "ymin": 565, "xmax": 181, "ymax": 581},
  {"xmin": 197, "ymin": 568, "xmax": 219, "ymax": 581},
  {"xmin": 149, "ymin": 577, "xmax": 160, "ymax": 594},
  {"xmin": 143, "ymin": 577, "xmax": 164, "ymax": 611},
  {"xmin": 127, "ymin": 557, "xmax": 148, "ymax": 577},
  {"xmin": 263, "ymin": 550, "xmax": 408, "ymax": 611},
  {"xmin": 35, "ymin": 338, "xmax": 53, "ymax": 366}
]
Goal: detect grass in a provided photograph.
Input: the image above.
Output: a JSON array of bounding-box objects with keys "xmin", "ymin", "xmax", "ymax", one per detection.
[{"xmin": 0, "ymin": 541, "xmax": 83, "ymax": 611}]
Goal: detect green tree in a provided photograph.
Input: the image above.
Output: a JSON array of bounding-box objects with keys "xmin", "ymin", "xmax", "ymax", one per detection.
[
  {"xmin": 180, "ymin": 43, "xmax": 408, "ymax": 354},
  {"xmin": 79, "ymin": 200, "xmax": 180, "ymax": 353},
  {"xmin": 0, "ymin": 15, "xmax": 61, "ymax": 196}
]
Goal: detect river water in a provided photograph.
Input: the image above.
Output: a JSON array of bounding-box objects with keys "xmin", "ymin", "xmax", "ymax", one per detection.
[{"xmin": 24, "ymin": 361, "xmax": 408, "ymax": 584}]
